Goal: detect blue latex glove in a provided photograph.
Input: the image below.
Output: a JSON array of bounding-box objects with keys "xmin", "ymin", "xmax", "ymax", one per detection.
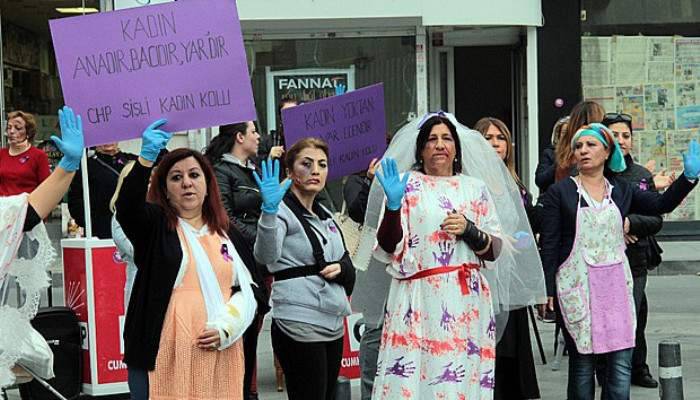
[
  {"xmin": 52, "ymin": 106, "xmax": 85, "ymax": 172},
  {"xmin": 140, "ymin": 119, "xmax": 171, "ymax": 162},
  {"xmin": 335, "ymin": 83, "xmax": 346, "ymax": 96},
  {"xmin": 375, "ymin": 158, "xmax": 409, "ymax": 211},
  {"xmin": 683, "ymin": 139, "xmax": 700, "ymax": 179},
  {"xmin": 253, "ymin": 159, "xmax": 292, "ymax": 214}
]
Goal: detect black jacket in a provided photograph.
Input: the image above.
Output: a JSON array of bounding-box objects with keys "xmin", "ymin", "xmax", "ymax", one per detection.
[
  {"xmin": 540, "ymin": 175, "xmax": 696, "ymax": 296},
  {"xmin": 535, "ymin": 146, "xmax": 578, "ymax": 194},
  {"xmin": 213, "ymin": 157, "xmax": 270, "ymax": 309},
  {"xmin": 343, "ymin": 174, "xmax": 371, "ymax": 224},
  {"xmin": 23, "ymin": 205, "xmax": 40, "ymax": 232},
  {"xmin": 116, "ymin": 162, "xmax": 257, "ymax": 370},
  {"xmin": 535, "ymin": 146, "xmax": 556, "ymax": 193},
  {"xmin": 520, "ymin": 185, "xmax": 541, "ymax": 235},
  {"xmin": 214, "ymin": 157, "xmax": 262, "ymax": 245},
  {"xmin": 616, "ymin": 155, "xmax": 663, "ymax": 276},
  {"xmin": 257, "ymin": 131, "xmax": 283, "ymax": 163},
  {"xmin": 68, "ymin": 151, "xmax": 136, "ymax": 239}
]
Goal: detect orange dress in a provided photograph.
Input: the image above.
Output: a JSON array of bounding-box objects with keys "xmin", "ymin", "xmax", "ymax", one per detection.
[{"xmin": 149, "ymin": 230, "xmax": 244, "ymax": 400}]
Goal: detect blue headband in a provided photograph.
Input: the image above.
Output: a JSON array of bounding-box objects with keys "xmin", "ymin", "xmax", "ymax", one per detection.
[{"xmin": 571, "ymin": 123, "xmax": 626, "ymax": 172}]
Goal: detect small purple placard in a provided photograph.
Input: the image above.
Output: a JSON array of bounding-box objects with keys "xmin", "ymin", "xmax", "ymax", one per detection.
[
  {"xmin": 50, "ymin": 0, "xmax": 255, "ymax": 147},
  {"xmin": 281, "ymin": 83, "xmax": 387, "ymax": 180}
]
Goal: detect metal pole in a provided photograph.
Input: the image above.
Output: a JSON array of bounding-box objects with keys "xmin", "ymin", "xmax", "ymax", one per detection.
[
  {"xmin": 80, "ymin": 152, "xmax": 93, "ymax": 238},
  {"xmin": 659, "ymin": 340, "xmax": 684, "ymax": 400},
  {"xmin": 0, "ymin": 8, "xmax": 7, "ymax": 149},
  {"xmin": 415, "ymin": 26, "xmax": 428, "ymax": 117},
  {"xmin": 528, "ymin": 306, "xmax": 547, "ymax": 364}
]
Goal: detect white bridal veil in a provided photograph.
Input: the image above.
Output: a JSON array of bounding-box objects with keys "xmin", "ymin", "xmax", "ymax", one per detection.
[{"xmin": 354, "ymin": 113, "xmax": 546, "ymax": 338}]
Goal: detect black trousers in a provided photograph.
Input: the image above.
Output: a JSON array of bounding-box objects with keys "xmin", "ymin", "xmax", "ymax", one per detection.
[
  {"xmin": 494, "ymin": 308, "xmax": 540, "ymax": 399},
  {"xmin": 243, "ymin": 313, "xmax": 264, "ymax": 397},
  {"xmin": 271, "ymin": 320, "xmax": 344, "ymax": 400},
  {"xmin": 632, "ymin": 276, "xmax": 649, "ymax": 374}
]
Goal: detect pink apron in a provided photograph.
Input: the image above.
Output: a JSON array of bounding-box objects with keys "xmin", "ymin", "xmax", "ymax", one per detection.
[{"xmin": 556, "ymin": 179, "xmax": 636, "ymax": 354}]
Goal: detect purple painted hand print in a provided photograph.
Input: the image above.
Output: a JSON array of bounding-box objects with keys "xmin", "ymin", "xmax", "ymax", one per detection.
[
  {"xmin": 439, "ymin": 303, "xmax": 456, "ymax": 331},
  {"xmin": 407, "ymin": 234, "xmax": 420, "ymax": 249},
  {"xmin": 487, "ymin": 318, "xmax": 496, "ymax": 340},
  {"xmin": 432, "ymin": 241, "xmax": 454, "ymax": 266},
  {"xmin": 403, "ymin": 302, "xmax": 414, "ymax": 325},
  {"xmin": 385, "ymin": 356, "xmax": 416, "ymax": 378},
  {"xmin": 467, "ymin": 338, "xmax": 480, "ymax": 356},
  {"xmin": 405, "ymin": 179, "xmax": 421, "ymax": 194},
  {"xmin": 397, "ymin": 261, "xmax": 406, "ymax": 276},
  {"xmin": 437, "ymin": 195, "xmax": 454, "ymax": 211},
  {"xmin": 480, "ymin": 370, "xmax": 495, "ymax": 389},
  {"xmin": 429, "ymin": 362, "xmax": 465, "ymax": 385},
  {"xmin": 470, "ymin": 273, "xmax": 480, "ymax": 294}
]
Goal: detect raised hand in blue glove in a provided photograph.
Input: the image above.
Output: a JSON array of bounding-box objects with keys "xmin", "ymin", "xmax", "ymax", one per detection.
[
  {"xmin": 335, "ymin": 83, "xmax": 346, "ymax": 96},
  {"xmin": 140, "ymin": 119, "xmax": 171, "ymax": 162},
  {"xmin": 52, "ymin": 106, "xmax": 85, "ymax": 172},
  {"xmin": 253, "ymin": 159, "xmax": 292, "ymax": 214},
  {"xmin": 683, "ymin": 139, "xmax": 700, "ymax": 179},
  {"xmin": 375, "ymin": 157, "xmax": 409, "ymax": 211}
]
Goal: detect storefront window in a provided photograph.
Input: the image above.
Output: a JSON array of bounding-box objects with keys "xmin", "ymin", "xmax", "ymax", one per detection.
[
  {"xmin": 1, "ymin": 1, "xmax": 100, "ymax": 156},
  {"xmin": 582, "ymin": 0, "xmax": 700, "ymax": 34},
  {"xmin": 581, "ymin": 33, "xmax": 700, "ymax": 223},
  {"xmin": 245, "ymin": 36, "xmax": 417, "ymax": 137},
  {"xmin": 2, "ymin": 2, "xmax": 99, "ymax": 147},
  {"xmin": 244, "ymin": 36, "xmax": 416, "ymax": 209}
]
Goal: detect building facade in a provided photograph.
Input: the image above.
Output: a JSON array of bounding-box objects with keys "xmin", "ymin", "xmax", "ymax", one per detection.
[
  {"xmin": 580, "ymin": 0, "xmax": 700, "ymax": 265},
  {"xmin": 2, "ymin": 0, "xmax": 698, "ymax": 261}
]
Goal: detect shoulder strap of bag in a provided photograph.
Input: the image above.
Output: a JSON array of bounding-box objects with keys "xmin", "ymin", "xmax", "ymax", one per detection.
[
  {"xmin": 92, "ymin": 155, "xmax": 121, "ymax": 177},
  {"xmin": 283, "ymin": 195, "xmax": 327, "ymax": 270}
]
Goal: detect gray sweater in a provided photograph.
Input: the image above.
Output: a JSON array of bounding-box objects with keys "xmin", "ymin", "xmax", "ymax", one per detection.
[{"xmin": 254, "ymin": 201, "xmax": 353, "ymax": 338}]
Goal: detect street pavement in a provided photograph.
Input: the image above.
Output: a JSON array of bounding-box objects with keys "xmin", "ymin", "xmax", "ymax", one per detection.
[
  {"xmin": 6, "ymin": 275, "xmax": 699, "ymax": 399},
  {"xmin": 254, "ymin": 274, "xmax": 700, "ymax": 399}
]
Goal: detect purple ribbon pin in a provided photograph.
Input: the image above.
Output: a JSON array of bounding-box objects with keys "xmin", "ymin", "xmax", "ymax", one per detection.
[{"xmin": 221, "ymin": 244, "xmax": 233, "ymax": 262}]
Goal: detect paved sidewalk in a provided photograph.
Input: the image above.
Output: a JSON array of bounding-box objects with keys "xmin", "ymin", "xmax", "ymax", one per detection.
[
  {"xmin": 6, "ymin": 275, "xmax": 699, "ymax": 399},
  {"xmin": 253, "ymin": 275, "xmax": 700, "ymax": 399}
]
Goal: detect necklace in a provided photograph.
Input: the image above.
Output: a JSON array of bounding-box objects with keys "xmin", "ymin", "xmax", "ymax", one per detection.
[{"xmin": 578, "ymin": 177, "xmax": 607, "ymax": 204}]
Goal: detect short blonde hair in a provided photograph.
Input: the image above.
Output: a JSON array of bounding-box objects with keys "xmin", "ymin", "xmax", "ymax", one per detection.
[{"xmin": 109, "ymin": 161, "xmax": 136, "ymax": 213}]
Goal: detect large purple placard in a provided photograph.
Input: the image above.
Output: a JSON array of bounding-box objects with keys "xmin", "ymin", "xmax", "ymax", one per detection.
[
  {"xmin": 50, "ymin": 0, "xmax": 255, "ymax": 147},
  {"xmin": 281, "ymin": 83, "xmax": 386, "ymax": 180}
]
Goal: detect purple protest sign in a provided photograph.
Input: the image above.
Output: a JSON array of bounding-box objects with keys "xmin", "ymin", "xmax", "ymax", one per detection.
[
  {"xmin": 281, "ymin": 83, "xmax": 386, "ymax": 180},
  {"xmin": 49, "ymin": 0, "xmax": 255, "ymax": 147}
]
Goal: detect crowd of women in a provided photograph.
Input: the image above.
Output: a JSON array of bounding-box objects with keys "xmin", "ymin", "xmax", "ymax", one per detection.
[{"xmin": 2, "ymin": 96, "xmax": 700, "ymax": 400}]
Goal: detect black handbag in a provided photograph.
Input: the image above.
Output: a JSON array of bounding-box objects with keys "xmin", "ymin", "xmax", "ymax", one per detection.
[
  {"xmin": 646, "ymin": 236, "xmax": 663, "ymax": 270},
  {"xmin": 18, "ymin": 307, "xmax": 82, "ymax": 400}
]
